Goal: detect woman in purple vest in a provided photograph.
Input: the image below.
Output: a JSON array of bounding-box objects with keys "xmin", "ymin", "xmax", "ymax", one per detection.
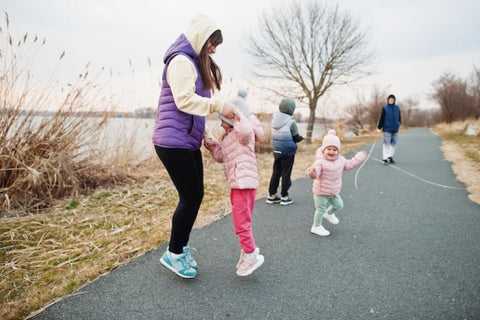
[{"xmin": 153, "ymin": 14, "xmax": 237, "ymax": 278}]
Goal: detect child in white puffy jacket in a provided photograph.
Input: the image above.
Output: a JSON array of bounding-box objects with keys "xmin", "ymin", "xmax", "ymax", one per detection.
[
  {"xmin": 204, "ymin": 89, "xmax": 265, "ymax": 276},
  {"xmin": 307, "ymin": 130, "xmax": 367, "ymax": 237}
]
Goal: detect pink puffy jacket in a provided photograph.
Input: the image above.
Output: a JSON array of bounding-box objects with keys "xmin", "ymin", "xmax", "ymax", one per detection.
[
  {"xmin": 307, "ymin": 149, "xmax": 366, "ymax": 196},
  {"xmin": 208, "ymin": 114, "xmax": 264, "ymax": 189}
]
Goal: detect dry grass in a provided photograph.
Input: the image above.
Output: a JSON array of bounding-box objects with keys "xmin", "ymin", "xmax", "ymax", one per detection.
[
  {"xmin": 432, "ymin": 119, "xmax": 480, "ymax": 204},
  {"xmin": 0, "ymin": 13, "xmax": 142, "ymax": 216},
  {"xmin": 0, "ymin": 14, "xmax": 160, "ymax": 318}
]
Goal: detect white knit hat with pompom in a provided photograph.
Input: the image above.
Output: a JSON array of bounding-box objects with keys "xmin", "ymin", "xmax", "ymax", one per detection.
[{"xmin": 321, "ymin": 129, "xmax": 341, "ymax": 152}]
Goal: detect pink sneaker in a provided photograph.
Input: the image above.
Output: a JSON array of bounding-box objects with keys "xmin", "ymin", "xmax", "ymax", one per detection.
[
  {"xmin": 236, "ymin": 249, "xmax": 264, "ymax": 276},
  {"xmin": 236, "ymin": 247, "xmax": 259, "ymax": 269}
]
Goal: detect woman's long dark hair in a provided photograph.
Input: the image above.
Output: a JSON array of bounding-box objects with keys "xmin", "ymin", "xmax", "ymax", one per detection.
[{"xmin": 198, "ymin": 30, "xmax": 223, "ymax": 92}]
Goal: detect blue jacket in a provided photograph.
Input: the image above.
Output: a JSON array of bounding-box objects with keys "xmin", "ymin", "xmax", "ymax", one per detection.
[
  {"xmin": 271, "ymin": 112, "xmax": 298, "ymax": 157},
  {"xmin": 377, "ymin": 103, "xmax": 401, "ymax": 133},
  {"xmin": 271, "ymin": 99, "xmax": 303, "ymax": 157}
]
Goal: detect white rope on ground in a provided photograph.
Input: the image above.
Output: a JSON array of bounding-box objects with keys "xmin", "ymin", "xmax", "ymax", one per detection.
[
  {"xmin": 354, "ymin": 140, "xmax": 376, "ymax": 189},
  {"xmin": 354, "ymin": 140, "xmax": 466, "ymax": 190},
  {"xmin": 369, "ymin": 156, "xmax": 466, "ymax": 190}
]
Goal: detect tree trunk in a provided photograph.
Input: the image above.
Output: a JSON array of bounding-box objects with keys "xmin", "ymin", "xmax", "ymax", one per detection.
[{"xmin": 306, "ymin": 103, "xmax": 317, "ymax": 144}]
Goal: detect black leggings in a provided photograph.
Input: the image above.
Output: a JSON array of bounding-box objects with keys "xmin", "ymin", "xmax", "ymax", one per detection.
[{"xmin": 155, "ymin": 146, "xmax": 204, "ymax": 254}]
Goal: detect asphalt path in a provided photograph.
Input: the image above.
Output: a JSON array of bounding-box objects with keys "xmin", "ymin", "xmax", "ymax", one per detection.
[{"xmin": 32, "ymin": 128, "xmax": 480, "ymax": 320}]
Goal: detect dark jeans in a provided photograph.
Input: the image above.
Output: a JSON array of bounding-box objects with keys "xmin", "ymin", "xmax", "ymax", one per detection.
[
  {"xmin": 268, "ymin": 154, "xmax": 295, "ymax": 198},
  {"xmin": 155, "ymin": 146, "xmax": 204, "ymax": 254}
]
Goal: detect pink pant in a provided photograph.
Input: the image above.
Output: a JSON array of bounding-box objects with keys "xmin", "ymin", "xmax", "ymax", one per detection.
[{"xmin": 230, "ymin": 189, "xmax": 257, "ymax": 254}]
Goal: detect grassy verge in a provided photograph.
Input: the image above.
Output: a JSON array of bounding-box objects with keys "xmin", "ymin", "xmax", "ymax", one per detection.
[
  {"xmin": 432, "ymin": 120, "xmax": 480, "ymax": 204},
  {"xmin": 433, "ymin": 121, "xmax": 480, "ymax": 164},
  {"xmin": 0, "ymin": 131, "xmax": 380, "ymax": 320}
]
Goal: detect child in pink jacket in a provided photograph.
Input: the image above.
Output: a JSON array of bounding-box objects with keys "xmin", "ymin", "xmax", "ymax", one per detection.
[
  {"xmin": 307, "ymin": 129, "xmax": 367, "ymax": 236},
  {"xmin": 204, "ymin": 89, "xmax": 265, "ymax": 276}
]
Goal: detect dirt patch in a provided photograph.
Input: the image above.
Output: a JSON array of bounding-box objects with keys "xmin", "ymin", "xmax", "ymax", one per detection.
[
  {"xmin": 434, "ymin": 119, "xmax": 480, "ymax": 206},
  {"xmin": 441, "ymin": 140, "xmax": 480, "ymax": 205}
]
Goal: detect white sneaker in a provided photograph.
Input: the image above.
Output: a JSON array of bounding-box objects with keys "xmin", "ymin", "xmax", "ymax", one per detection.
[
  {"xmin": 311, "ymin": 225, "xmax": 330, "ymax": 236},
  {"xmin": 236, "ymin": 250, "xmax": 264, "ymax": 276},
  {"xmin": 322, "ymin": 213, "xmax": 339, "ymax": 225}
]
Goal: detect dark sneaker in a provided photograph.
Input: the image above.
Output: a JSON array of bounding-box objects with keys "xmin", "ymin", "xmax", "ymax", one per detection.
[
  {"xmin": 388, "ymin": 157, "xmax": 395, "ymax": 164},
  {"xmin": 383, "ymin": 159, "xmax": 390, "ymax": 165},
  {"xmin": 280, "ymin": 197, "xmax": 293, "ymax": 205},
  {"xmin": 266, "ymin": 195, "xmax": 281, "ymax": 204}
]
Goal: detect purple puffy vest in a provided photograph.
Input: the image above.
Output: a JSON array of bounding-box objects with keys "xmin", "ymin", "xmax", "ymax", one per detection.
[{"xmin": 152, "ymin": 34, "xmax": 210, "ymax": 150}]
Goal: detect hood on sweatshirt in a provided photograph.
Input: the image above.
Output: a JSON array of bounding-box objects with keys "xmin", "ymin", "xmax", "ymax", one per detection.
[
  {"xmin": 387, "ymin": 94, "xmax": 396, "ymax": 104},
  {"xmin": 185, "ymin": 14, "xmax": 220, "ymax": 55},
  {"xmin": 271, "ymin": 112, "xmax": 293, "ymax": 130},
  {"xmin": 279, "ymin": 98, "xmax": 296, "ymax": 115}
]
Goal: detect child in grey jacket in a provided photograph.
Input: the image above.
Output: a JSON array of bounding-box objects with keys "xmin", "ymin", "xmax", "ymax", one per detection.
[{"xmin": 266, "ymin": 98, "xmax": 304, "ymax": 205}]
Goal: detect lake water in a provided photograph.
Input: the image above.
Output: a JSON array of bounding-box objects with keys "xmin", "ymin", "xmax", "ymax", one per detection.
[
  {"xmin": 98, "ymin": 117, "xmax": 327, "ymax": 160},
  {"xmin": 11, "ymin": 115, "xmax": 327, "ymax": 162}
]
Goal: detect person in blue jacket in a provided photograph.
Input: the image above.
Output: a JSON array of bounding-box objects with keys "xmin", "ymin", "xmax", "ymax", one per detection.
[
  {"xmin": 266, "ymin": 98, "xmax": 304, "ymax": 205},
  {"xmin": 377, "ymin": 94, "xmax": 401, "ymax": 165}
]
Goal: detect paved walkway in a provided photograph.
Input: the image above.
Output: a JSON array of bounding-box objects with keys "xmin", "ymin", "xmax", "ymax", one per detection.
[{"xmin": 32, "ymin": 128, "xmax": 480, "ymax": 320}]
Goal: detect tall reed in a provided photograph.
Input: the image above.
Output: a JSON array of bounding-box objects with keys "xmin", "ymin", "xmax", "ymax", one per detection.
[{"xmin": 0, "ymin": 13, "xmax": 135, "ymax": 216}]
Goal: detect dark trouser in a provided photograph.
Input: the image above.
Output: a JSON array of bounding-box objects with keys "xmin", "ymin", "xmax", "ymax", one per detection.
[
  {"xmin": 155, "ymin": 146, "xmax": 204, "ymax": 254},
  {"xmin": 268, "ymin": 154, "xmax": 295, "ymax": 198}
]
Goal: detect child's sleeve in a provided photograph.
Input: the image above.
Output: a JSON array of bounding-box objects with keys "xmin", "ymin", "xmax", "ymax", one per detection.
[
  {"xmin": 204, "ymin": 139, "xmax": 224, "ymax": 163},
  {"xmin": 290, "ymin": 122, "xmax": 304, "ymax": 143},
  {"xmin": 211, "ymin": 144, "xmax": 225, "ymax": 163},
  {"xmin": 234, "ymin": 114, "xmax": 253, "ymax": 146},
  {"xmin": 248, "ymin": 114, "xmax": 265, "ymax": 141},
  {"xmin": 344, "ymin": 151, "xmax": 367, "ymax": 170}
]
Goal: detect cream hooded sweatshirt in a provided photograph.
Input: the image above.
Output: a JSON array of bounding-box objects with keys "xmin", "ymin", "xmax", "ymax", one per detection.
[{"xmin": 166, "ymin": 14, "xmax": 226, "ymax": 117}]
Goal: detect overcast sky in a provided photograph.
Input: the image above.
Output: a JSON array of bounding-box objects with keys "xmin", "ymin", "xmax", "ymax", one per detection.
[{"xmin": 2, "ymin": 0, "xmax": 480, "ymax": 113}]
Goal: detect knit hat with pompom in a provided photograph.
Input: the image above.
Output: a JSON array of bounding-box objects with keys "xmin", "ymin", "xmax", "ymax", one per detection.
[
  {"xmin": 219, "ymin": 90, "xmax": 250, "ymax": 126},
  {"xmin": 321, "ymin": 129, "xmax": 341, "ymax": 152}
]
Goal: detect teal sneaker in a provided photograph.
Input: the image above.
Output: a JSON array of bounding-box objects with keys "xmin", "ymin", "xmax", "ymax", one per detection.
[
  {"xmin": 183, "ymin": 246, "xmax": 198, "ymax": 270},
  {"xmin": 160, "ymin": 251, "xmax": 197, "ymax": 279}
]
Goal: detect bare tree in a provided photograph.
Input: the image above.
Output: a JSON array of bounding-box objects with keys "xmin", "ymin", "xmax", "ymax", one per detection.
[
  {"xmin": 468, "ymin": 66, "xmax": 480, "ymax": 119},
  {"xmin": 345, "ymin": 101, "xmax": 367, "ymax": 135},
  {"xmin": 247, "ymin": 0, "xmax": 375, "ymax": 143},
  {"xmin": 431, "ymin": 72, "xmax": 471, "ymax": 123},
  {"xmin": 365, "ymin": 86, "xmax": 389, "ymax": 129},
  {"xmin": 401, "ymin": 96, "xmax": 419, "ymax": 127},
  {"xmin": 344, "ymin": 85, "xmax": 389, "ymax": 134}
]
